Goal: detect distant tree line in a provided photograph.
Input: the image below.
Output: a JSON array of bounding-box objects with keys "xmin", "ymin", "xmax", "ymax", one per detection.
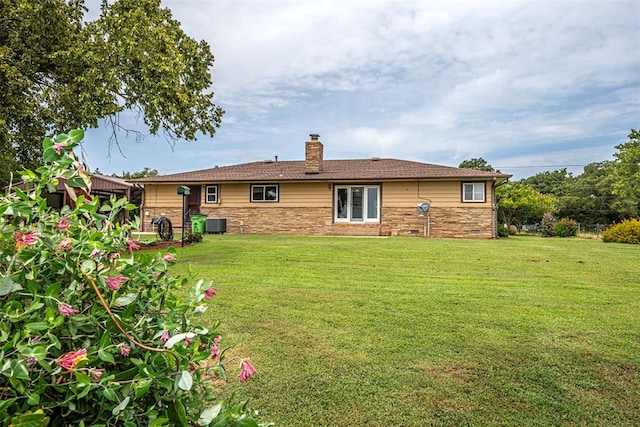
[
  {"xmin": 94, "ymin": 167, "xmax": 160, "ymax": 180},
  {"xmin": 460, "ymin": 129, "xmax": 640, "ymax": 228}
]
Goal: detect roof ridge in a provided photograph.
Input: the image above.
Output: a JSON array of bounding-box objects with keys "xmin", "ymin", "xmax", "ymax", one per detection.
[{"xmin": 130, "ymin": 157, "xmax": 510, "ymax": 183}]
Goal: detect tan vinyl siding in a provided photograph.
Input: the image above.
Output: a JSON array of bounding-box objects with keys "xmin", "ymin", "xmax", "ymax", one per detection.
[
  {"xmin": 383, "ymin": 180, "xmax": 494, "ymax": 208},
  {"xmin": 215, "ymin": 182, "xmax": 331, "ymax": 207},
  {"xmin": 279, "ymin": 182, "xmax": 332, "ymax": 207},
  {"xmin": 142, "ymin": 184, "xmax": 184, "ymax": 208},
  {"xmin": 143, "ymin": 182, "xmax": 333, "ymax": 209},
  {"xmin": 144, "ymin": 180, "xmax": 494, "ymax": 210},
  {"xmin": 218, "ymin": 183, "xmax": 249, "ymax": 205}
]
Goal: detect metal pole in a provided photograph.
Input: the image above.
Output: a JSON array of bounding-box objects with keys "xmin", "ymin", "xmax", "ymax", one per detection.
[
  {"xmin": 181, "ymin": 194, "xmax": 186, "ymax": 247},
  {"xmin": 423, "ymin": 215, "xmax": 427, "ymax": 237}
]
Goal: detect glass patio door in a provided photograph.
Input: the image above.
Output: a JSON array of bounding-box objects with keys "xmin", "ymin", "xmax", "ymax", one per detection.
[
  {"xmin": 334, "ymin": 185, "xmax": 380, "ymax": 223},
  {"xmin": 351, "ymin": 187, "xmax": 364, "ymax": 221}
]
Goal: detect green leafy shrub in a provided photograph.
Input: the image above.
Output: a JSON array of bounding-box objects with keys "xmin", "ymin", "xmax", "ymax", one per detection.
[
  {"xmin": 0, "ymin": 131, "xmax": 263, "ymax": 426},
  {"xmin": 185, "ymin": 229, "xmax": 204, "ymax": 243},
  {"xmin": 553, "ymin": 218, "xmax": 578, "ymax": 237},
  {"xmin": 539, "ymin": 213, "xmax": 556, "ymax": 237},
  {"xmin": 602, "ymin": 219, "xmax": 640, "ymax": 244},
  {"xmin": 497, "ymin": 223, "xmax": 509, "ymax": 238}
]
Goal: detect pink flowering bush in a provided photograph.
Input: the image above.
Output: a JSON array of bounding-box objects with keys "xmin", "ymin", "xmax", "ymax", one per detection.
[
  {"xmin": 552, "ymin": 218, "xmax": 578, "ymax": 237},
  {"xmin": 0, "ymin": 131, "xmax": 262, "ymax": 426},
  {"xmin": 539, "ymin": 213, "xmax": 556, "ymax": 237}
]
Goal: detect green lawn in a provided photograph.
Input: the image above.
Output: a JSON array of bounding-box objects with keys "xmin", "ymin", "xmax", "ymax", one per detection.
[{"xmin": 166, "ymin": 235, "xmax": 640, "ymax": 426}]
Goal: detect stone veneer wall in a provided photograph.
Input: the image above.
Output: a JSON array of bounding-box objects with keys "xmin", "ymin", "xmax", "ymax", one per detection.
[
  {"xmin": 143, "ymin": 205, "xmax": 495, "ymax": 238},
  {"xmin": 142, "ymin": 208, "xmax": 184, "ymax": 233},
  {"xmin": 380, "ymin": 206, "xmax": 495, "ymax": 238},
  {"xmin": 143, "ymin": 207, "xmax": 331, "ymax": 235}
]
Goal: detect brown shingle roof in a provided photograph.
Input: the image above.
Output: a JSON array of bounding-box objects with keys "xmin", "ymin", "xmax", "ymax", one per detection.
[
  {"xmin": 131, "ymin": 158, "xmax": 511, "ymax": 183},
  {"xmin": 12, "ymin": 174, "xmax": 133, "ymax": 192}
]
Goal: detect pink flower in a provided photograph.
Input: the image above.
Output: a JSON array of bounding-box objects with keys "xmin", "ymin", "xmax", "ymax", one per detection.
[
  {"xmin": 58, "ymin": 302, "xmax": 80, "ymax": 317},
  {"xmin": 151, "ymin": 272, "xmax": 160, "ymax": 279},
  {"xmin": 239, "ymin": 360, "xmax": 257, "ymax": 383},
  {"xmin": 210, "ymin": 345, "xmax": 219, "ymax": 359},
  {"xmin": 57, "ymin": 349, "xmax": 88, "ymax": 372},
  {"xmin": 28, "ymin": 336, "xmax": 42, "ymax": 345},
  {"xmin": 56, "ymin": 216, "xmax": 71, "ymax": 231},
  {"xmin": 126, "ymin": 238, "xmax": 140, "ymax": 253},
  {"xmin": 23, "ymin": 354, "xmax": 38, "ymax": 367},
  {"xmin": 14, "ymin": 231, "xmax": 40, "ymax": 250},
  {"xmin": 160, "ymin": 330, "xmax": 170, "ymax": 344},
  {"xmin": 57, "ymin": 238, "xmax": 73, "ymax": 251},
  {"xmin": 90, "ymin": 368, "xmax": 104, "ymax": 381},
  {"xmin": 105, "ymin": 275, "xmax": 130, "ymax": 291},
  {"xmin": 162, "ymin": 253, "xmax": 176, "ymax": 262},
  {"xmin": 119, "ymin": 343, "xmax": 131, "ymax": 357},
  {"xmin": 185, "ymin": 337, "xmax": 193, "ymax": 345},
  {"xmin": 52, "ymin": 141, "xmax": 67, "ymax": 155},
  {"xmin": 203, "ymin": 287, "xmax": 217, "ymax": 300},
  {"xmin": 210, "ymin": 337, "xmax": 220, "ymax": 359},
  {"xmin": 90, "ymin": 248, "xmax": 101, "ymax": 258}
]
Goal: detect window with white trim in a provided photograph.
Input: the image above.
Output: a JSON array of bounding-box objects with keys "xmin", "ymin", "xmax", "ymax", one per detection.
[
  {"xmin": 251, "ymin": 184, "xmax": 279, "ymax": 202},
  {"xmin": 462, "ymin": 182, "xmax": 485, "ymax": 202},
  {"xmin": 205, "ymin": 185, "xmax": 218, "ymax": 203},
  {"xmin": 335, "ymin": 185, "xmax": 380, "ymax": 223}
]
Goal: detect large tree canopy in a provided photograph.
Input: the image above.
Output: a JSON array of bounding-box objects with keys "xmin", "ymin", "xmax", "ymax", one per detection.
[
  {"xmin": 0, "ymin": 0, "xmax": 223, "ymax": 186},
  {"xmin": 611, "ymin": 129, "xmax": 640, "ymax": 218},
  {"xmin": 496, "ymin": 182, "xmax": 556, "ymax": 227},
  {"xmin": 558, "ymin": 162, "xmax": 621, "ymax": 225},
  {"xmin": 517, "ymin": 130, "xmax": 639, "ymax": 224},
  {"xmin": 520, "ymin": 169, "xmax": 572, "ymax": 195},
  {"xmin": 119, "ymin": 167, "xmax": 159, "ymax": 180},
  {"xmin": 458, "ymin": 157, "xmax": 498, "ymax": 172}
]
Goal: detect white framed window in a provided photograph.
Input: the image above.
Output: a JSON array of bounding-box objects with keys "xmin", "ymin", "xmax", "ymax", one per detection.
[
  {"xmin": 251, "ymin": 184, "xmax": 279, "ymax": 202},
  {"xmin": 205, "ymin": 185, "xmax": 218, "ymax": 203},
  {"xmin": 335, "ymin": 185, "xmax": 380, "ymax": 223},
  {"xmin": 462, "ymin": 182, "xmax": 486, "ymax": 202}
]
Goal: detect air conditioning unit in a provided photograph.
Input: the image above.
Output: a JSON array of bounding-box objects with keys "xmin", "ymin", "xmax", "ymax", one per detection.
[{"xmin": 205, "ymin": 218, "xmax": 227, "ymax": 234}]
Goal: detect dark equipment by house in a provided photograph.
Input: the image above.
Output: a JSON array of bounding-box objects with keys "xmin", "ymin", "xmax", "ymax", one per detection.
[
  {"xmin": 206, "ymin": 218, "xmax": 227, "ymax": 234},
  {"xmin": 155, "ymin": 217, "xmax": 173, "ymax": 241}
]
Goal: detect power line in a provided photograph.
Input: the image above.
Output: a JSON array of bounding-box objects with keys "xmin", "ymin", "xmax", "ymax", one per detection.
[{"xmin": 495, "ymin": 164, "xmax": 586, "ymax": 169}]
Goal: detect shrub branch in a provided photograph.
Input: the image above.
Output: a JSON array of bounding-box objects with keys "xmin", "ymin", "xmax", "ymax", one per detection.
[{"xmin": 85, "ymin": 273, "xmax": 181, "ymax": 370}]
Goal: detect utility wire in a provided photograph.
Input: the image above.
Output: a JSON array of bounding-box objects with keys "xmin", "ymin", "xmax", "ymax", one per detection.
[{"xmin": 495, "ymin": 164, "xmax": 586, "ymax": 169}]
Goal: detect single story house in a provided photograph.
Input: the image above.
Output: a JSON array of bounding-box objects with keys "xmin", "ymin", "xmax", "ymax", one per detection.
[{"xmin": 131, "ymin": 134, "xmax": 511, "ymax": 238}]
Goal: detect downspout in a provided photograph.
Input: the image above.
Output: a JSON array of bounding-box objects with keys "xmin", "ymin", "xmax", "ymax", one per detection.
[
  {"xmin": 135, "ymin": 183, "xmax": 145, "ymax": 231},
  {"xmin": 417, "ymin": 180, "xmax": 432, "ymax": 237},
  {"xmin": 124, "ymin": 186, "xmax": 131, "ymax": 224},
  {"xmin": 492, "ymin": 177, "xmax": 510, "ymax": 238}
]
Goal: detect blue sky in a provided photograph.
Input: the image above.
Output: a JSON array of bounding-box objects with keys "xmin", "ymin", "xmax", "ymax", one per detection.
[{"xmin": 82, "ymin": 0, "xmax": 640, "ymax": 180}]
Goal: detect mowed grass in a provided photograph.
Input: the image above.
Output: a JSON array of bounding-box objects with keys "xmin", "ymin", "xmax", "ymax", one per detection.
[{"xmin": 166, "ymin": 235, "xmax": 640, "ymax": 426}]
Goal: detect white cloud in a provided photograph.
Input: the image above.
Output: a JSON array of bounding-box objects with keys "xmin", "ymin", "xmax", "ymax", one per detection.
[
  {"xmin": 334, "ymin": 126, "xmax": 414, "ymax": 156},
  {"xmin": 81, "ymin": 0, "xmax": 640, "ymax": 179}
]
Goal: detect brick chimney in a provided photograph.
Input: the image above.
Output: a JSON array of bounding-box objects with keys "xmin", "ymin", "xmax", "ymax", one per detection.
[{"xmin": 305, "ymin": 133, "xmax": 323, "ymax": 174}]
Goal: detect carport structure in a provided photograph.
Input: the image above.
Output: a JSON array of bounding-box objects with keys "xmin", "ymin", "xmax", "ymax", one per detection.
[{"xmin": 12, "ymin": 174, "xmax": 142, "ymax": 221}]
